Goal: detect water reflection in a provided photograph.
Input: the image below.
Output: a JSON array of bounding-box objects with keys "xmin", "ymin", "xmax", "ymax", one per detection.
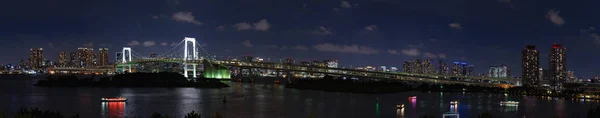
[
  {"xmin": 396, "ymin": 108, "xmax": 404, "ymax": 118},
  {"xmin": 101, "ymin": 102, "xmax": 125, "ymax": 118}
]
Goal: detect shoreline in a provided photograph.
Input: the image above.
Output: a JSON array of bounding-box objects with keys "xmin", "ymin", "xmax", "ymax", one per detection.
[
  {"xmin": 33, "ymin": 72, "xmax": 230, "ymax": 88},
  {"xmin": 285, "ymin": 78, "xmax": 597, "ymax": 100}
]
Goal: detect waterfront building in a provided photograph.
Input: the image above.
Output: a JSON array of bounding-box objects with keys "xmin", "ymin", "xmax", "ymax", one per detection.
[
  {"xmin": 77, "ymin": 48, "xmax": 94, "ymax": 67},
  {"xmin": 69, "ymin": 52, "xmax": 79, "ymax": 67},
  {"xmin": 28, "ymin": 48, "xmax": 43, "ymax": 69},
  {"xmin": 390, "ymin": 67, "xmax": 398, "ymax": 72},
  {"xmin": 98, "ymin": 48, "xmax": 109, "ymax": 66},
  {"xmin": 58, "ymin": 52, "xmax": 68, "ymax": 67},
  {"xmin": 413, "ymin": 59, "xmax": 422, "ymax": 74},
  {"xmin": 326, "ymin": 60, "xmax": 338, "ymax": 68},
  {"xmin": 567, "ymin": 71, "xmax": 575, "ymax": 82},
  {"xmin": 452, "ymin": 62, "xmax": 460, "ymax": 75},
  {"xmin": 549, "ymin": 43, "xmax": 566, "ymax": 90},
  {"xmin": 522, "ymin": 45, "xmax": 540, "ymax": 88},
  {"xmin": 403, "ymin": 61, "xmax": 412, "ymax": 73},
  {"xmin": 488, "ymin": 64, "xmax": 508, "ymax": 78}
]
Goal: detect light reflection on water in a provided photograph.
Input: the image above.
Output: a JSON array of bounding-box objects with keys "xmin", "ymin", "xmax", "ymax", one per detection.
[{"xmin": 0, "ymin": 78, "xmax": 598, "ymax": 118}]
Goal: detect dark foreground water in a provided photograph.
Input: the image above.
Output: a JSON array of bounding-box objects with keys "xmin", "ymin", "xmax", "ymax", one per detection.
[{"xmin": 0, "ymin": 76, "xmax": 598, "ymax": 118}]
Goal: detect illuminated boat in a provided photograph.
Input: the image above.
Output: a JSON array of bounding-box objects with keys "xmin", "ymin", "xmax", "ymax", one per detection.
[
  {"xmin": 101, "ymin": 97, "xmax": 127, "ymax": 102},
  {"xmin": 450, "ymin": 101, "xmax": 458, "ymax": 105},
  {"xmin": 500, "ymin": 101, "xmax": 519, "ymax": 106},
  {"xmin": 409, "ymin": 96, "xmax": 417, "ymax": 99},
  {"xmin": 396, "ymin": 104, "xmax": 404, "ymax": 109}
]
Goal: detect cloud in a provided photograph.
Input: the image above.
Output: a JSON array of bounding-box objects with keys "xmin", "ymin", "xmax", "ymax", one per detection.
[
  {"xmin": 216, "ymin": 25, "xmax": 225, "ymax": 30},
  {"xmin": 233, "ymin": 22, "xmax": 252, "ymax": 30},
  {"xmin": 401, "ymin": 48, "xmax": 420, "ymax": 56},
  {"xmin": 152, "ymin": 16, "xmax": 160, "ymax": 19},
  {"xmin": 365, "ymin": 25, "xmax": 377, "ymax": 31},
  {"xmin": 160, "ymin": 42, "xmax": 168, "ymax": 46},
  {"xmin": 341, "ymin": 1, "xmax": 352, "ymax": 8},
  {"xmin": 438, "ymin": 53, "xmax": 447, "ymax": 59},
  {"xmin": 408, "ymin": 43, "xmax": 424, "ymax": 48},
  {"xmin": 82, "ymin": 42, "xmax": 94, "ymax": 47},
  {"xmin": 388, "ymin": 49, "xmax": 398, "ymax": 54},
  {"xmin": 242, "ymin": 40, "xmax": 253, "ymax": 47},
  {"xmin": 127, "ymin": 40, "xmax": 140, "ymax": 46},
  {"xmin": 581, "ymin": 27, "xmax": 600, "ymax": 44},
  {"xmin": 233, "ymin": 19, "xmax": 271, "ymax": 31},
  {"xmin": 423, "ymin": 52, "xmax": 438, "ymax": 58},
  {"xmin": 172, "ymin": 12, "xmax": 202, "ymax": 25},
  {"xmin": 291, "ymin": 45, "xmax": 309, "ymax": 50},
  {"xmin": 313, "ymin": 26, "xmax": 332, "ymax": 35},
  {"xmin": 313, "ymin": 43, "xmax": 379, "ymax": 54},
  {"xmin": 449, "ymin": 23, "xmax": 462, "ymax": 30},
  {"xmin": 546, "ymin": 10, "xmax": 564, "ymax": 26},
  {"xmin": 253, "ymin": 19, "xmax": 270, "ymax": 31},
  {"xmin": 48, "ymin": 43, "xmax": 55, "ymax": 48},
  {"xmin": 143, "ymin": 41, "xmax": 156, "ymax": 47}
]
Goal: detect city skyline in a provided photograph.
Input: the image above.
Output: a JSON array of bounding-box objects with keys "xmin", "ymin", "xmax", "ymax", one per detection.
[{"xmin": 1, "ymin": 0, "xmax": 600, "ymax": 77}]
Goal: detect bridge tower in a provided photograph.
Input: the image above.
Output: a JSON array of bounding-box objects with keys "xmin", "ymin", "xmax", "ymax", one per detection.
[
  {"xmin": 122, "ymin": 47, "xmax": 132, "ymax": 73},
  {"xmin": 183, "ymin": 37, "xmax": 199, "ymax": 78}
]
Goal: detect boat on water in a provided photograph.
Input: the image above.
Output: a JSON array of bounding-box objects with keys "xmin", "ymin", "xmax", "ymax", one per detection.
[
  {"xmin": 396, "ymin": 104, "xmax": 404, "ymax": 109},
  {"xmin": 500, "ymin": 101, "xmax": 519, "ymax": 106},
  {"xmin": 450, "ymin": 101, "xmax": 458, "ymax": 105},
  {"xmin": 101, "ymin": 97, "xmax": 127, "ymax": 102},
  {"xmin": 409, "ymin": 96, "xmax": 417, "ymax": 99}
]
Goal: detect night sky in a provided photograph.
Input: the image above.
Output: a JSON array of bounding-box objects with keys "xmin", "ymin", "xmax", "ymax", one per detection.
[{"xmin": 1, "ymin": 0, "xmax": 599, "ymax": 77}]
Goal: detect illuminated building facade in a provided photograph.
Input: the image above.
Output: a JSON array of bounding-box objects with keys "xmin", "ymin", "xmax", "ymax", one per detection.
[
  {"xmin": 488, "ymin": 65, "xmax": 508, "ymax": 78},
  {"xmin": 413, "ymin": 59, "xmax": 422, "ymax": 74},
  {"xmin": 98, "ymin": 48, "xmax": 109, "ymax": 66},
  {"xmin": 77, "ymin": 48, "xmax": 95, "ymax": 67},
  {"xmin": 422, "ymin": 59, "xmax": 435, "ymax": 74},
  {"xmin": 326, "ymin": 60, "xmax": 338, "ymax": 68},
  {"xmin": 58, "ymin": 52, "xmax": 68, "ymax": 67},
  {"xmin": 522, "ymin": 45, "xmax": 540, "ymax": 88},
  {"xmin": 452, "ymin": 62, "xmax": 460, "ymax": 75},
  {"xmin": 549, "ymin": 43, "xmax": 566, "ymax": 90},
  {"xmin": 403, "ymin": 61, "xmax": 412, "ymax": 73},
  {"xmin": 28, "ymin": 48, "xmax": 43, "ymax": 69},
  {"xmin": 567, "ymin": 71, "xmax": 575, "ymax": 82}
]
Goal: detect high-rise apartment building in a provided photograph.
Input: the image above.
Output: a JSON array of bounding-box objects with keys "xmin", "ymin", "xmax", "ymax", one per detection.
[
  {"xmin": 413, "ymin": 59, "xmax": 422, "ymax": 74},
  {"xmin": 522, "ymin": 45, "xmax": 540, "ymax": 88},
  {"xmin": 549, "ymin": 43, "xmax": 566, "ymax": 90},
  {"xmin": 403, "ymin": 61, "xmax": 412, "ymax": 73},
  {"xmin": 58, "ymin": 52, "xmax": 68, "ymax": 67},
  {"xmin": 98, "ymin": 48, "xmax": 109, "ymax": 66},
  {"xmin": 77, "ymin": 48, "xmax": 95, "ymax": 67},
  {"xmin": 28, "ymin": 48, "xmax": 43, "ymax": 69}
]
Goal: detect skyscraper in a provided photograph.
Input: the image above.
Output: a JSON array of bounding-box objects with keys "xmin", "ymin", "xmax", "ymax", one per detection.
[
  {"xmin": 549, "ymin": 43, "xmax": 566, "ymax": 90},
  {"xmin": 28, "ymin": 48, "xmax": 43, "ymax": 69},
  {"xmin": 69, "ymin": 52, "xmax": 78, "ymax": 67},
  {"xmin": 58, "ymin": 52, "xmax": 68, "ymax": 67},
  {"xmin": 522, "ymin": 45, "xmax": 540, "ymax": 88},
  {"xmin": 413, "ymin": 59, "xmax": 422, "ymax": 74},
  {"xmin": 98, "ymin": 48, "xmax": 109, "ymax": 66},
  {"xmin": 77, "ymin": 48, "xmax": 95, "ymax": 67}
]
